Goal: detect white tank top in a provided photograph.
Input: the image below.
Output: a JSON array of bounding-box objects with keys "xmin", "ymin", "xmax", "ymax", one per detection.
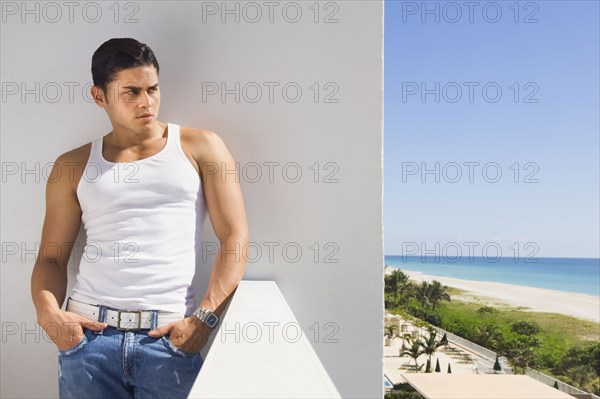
[{"xmin": 71, "ymin": 122, "xmax": 206, "ymax": 316}]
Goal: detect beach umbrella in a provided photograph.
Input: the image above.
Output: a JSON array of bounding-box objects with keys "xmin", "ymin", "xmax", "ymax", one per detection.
[
  {"xmin": 553, "ymin": 381, "xmax": 559, "ymax": 390},
  {"xmin": 425, "ymin": 359, "xmax": 431, "ymax": 373},
  {"xmin": 435, "ymin": 358, "xmax": 441, "ymax": 372},
  {"xmin": 493, "ymin": 356, "xmax": 502, "ymax": 372},
  {"xmin": 447, "ymin": 363, "xmax": 452, "ymax": 374}
]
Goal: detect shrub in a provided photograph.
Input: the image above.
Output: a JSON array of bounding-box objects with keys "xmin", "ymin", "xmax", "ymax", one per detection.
[
  {"xmin": 477, "ymin": 306, "xmax": 499, "ymax": 314},
  {"xmin": 385, "ymin": 383, "xmax": 425, "ymax": 399}
]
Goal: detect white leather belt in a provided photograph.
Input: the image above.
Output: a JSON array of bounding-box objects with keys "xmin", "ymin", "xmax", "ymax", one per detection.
[{"xmin": 66, "ymin": 298, "xmax": 185, "ymax": 331}]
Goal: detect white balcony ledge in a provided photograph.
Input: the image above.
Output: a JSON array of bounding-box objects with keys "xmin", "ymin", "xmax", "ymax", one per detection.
[{"xmin": 188, "ymin": 280, "xmax": 341, "ymax": 398}]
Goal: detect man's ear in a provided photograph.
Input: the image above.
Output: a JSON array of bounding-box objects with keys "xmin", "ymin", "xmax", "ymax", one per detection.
[{"xmin": 91, "ymin": 86, "xmax": 107, "ymax": 107}]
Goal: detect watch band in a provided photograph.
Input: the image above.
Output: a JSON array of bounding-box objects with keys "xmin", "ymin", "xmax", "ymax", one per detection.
[{"xmin": 192, "ymin": 306, "xmax": 219, "ymax": 329}]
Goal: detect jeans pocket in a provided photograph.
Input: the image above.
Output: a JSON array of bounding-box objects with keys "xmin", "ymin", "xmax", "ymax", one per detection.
[
  {"xmin": 161, "ymin": 336, "xmax": 200, "ymax": 358},
  {"xmin": 58, "ymin": 328, "xmax": 89, "ymax": 356}
]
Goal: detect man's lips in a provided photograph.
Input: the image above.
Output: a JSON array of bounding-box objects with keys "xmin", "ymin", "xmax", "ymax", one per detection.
[{"xmin": 137, "ymin": 114, "xmax": 153, "ymax": 118}]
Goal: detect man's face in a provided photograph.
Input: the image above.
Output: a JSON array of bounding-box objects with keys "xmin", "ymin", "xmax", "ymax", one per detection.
[{"xmin": 95, "ymin": 65, "xmax": 161, "ymax": 132}]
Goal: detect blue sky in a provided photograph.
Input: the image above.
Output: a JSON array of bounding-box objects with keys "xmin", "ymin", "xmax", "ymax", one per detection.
[{"xmin": 384, "ymin": 1, "xmax": 599, "ymax": 258}]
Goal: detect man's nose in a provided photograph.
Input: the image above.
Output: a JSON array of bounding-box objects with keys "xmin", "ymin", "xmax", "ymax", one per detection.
[{"xmin": 139, "ymin": 91, "xmax": 152, "ymax": 108}]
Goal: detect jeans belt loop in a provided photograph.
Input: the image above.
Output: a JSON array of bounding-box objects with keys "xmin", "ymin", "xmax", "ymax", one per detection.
[
  {"xmin": 150, "ymin": 310, "xmax": 158, "ymax": 331},
  {"xmin": 95, "ymin": 305, "xmax": 107, "ymax": 335}
]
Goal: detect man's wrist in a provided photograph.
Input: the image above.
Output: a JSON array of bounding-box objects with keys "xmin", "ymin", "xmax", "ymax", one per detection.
[
  {"xmin": 192, "ymin": 306, "xmax": 219, "ymax": 329},
  {"xmin": 198, "ymin": 298, "xmax": 218, "ymax": 312}
]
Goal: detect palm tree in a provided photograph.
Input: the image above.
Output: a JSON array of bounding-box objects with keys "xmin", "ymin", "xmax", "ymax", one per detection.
[
  {"xmin": 384, "ymin": 266, "xmax": 398, "ymax": 294},
  {"xmin": 394, "ymin": 270, "xmax": 413, "ymax": 304},
  {"xmin": 415, "ymin": 281, "xmax": 433, "ymax": 310},
  {"xmin": 384, "ymin": 291, "xmax": 398, "ymax": 310},
  {"xmin": 564, "ymin": 365, "xmax": 599, "ymax": 394},
  {"xmin": 384, "ymin": 268, "xmax": 413, "ymax": 308},
  {"xmin": 429, "ymin": 280, "xmax": 451, "ymax": 310},
  {"xmin": 400, "ymin": 334, "xmax": 426, "ymax": 371},
  {"xmin": 384, "ymin": 267, "xmax": 400, "ymax": 309},
  {"xmin": 502, "ymin": 338, "xmax": 536, "ymax": 374},
  {"xmin": 419, "ymin": 326, "xmax": 444, "ymax": 367},
  {"xmin": 473, "ymin": 323, "xmax": 504, "ymax": 350}
]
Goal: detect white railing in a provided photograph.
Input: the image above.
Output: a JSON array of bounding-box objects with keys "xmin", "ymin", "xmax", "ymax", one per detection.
[
  {"xmin": 187, "ymin": 280, "xmax": 341, "ymax": 398},
  {"xmin": 429, "ymin": 326, "xmax": 497, "ymax": 359},
  {"xmin": 526, "ymin": 368, "xmax": 600, "ymax": 399}
]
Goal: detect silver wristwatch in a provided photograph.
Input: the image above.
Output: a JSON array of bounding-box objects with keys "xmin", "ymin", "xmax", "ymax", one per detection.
[{"xmin": 192, "ymin": 306, "xmax": 219, "ymax": 329}]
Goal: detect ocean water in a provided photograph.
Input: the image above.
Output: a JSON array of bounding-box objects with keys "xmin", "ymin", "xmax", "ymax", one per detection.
[{"xmin": 385, "ymin": 256, "xmax": 600, "ymax": 297}]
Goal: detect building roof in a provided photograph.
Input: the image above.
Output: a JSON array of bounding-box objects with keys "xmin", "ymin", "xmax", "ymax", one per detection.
[{"xmin": 402, "ymin": 374, "xmax": 575, "ymax": 399}]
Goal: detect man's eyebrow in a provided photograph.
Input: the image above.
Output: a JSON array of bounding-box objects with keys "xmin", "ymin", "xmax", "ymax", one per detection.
[{"xmin": 122, "ymin": 83, "xmax": 159, "ymax": 90}]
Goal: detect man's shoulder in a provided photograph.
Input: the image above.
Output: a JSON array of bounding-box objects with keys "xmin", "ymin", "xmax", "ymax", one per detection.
[
  {"xmin": 180, "ymin": 126, "xmax": 221, "ymax": 144},
  {"xmin": 179, "ymin": 126, "xmax": 225, "ymax": 161},
  {"xmin": 48, "ymin": 141, "xmax": 93, "ymax": 192},
  {"xmin": 55, "ymin": 141, "xmax": 93, "ymax": 169}
]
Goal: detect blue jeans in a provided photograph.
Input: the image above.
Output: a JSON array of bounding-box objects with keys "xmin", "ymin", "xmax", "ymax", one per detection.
[{"xmin": 57, "ymin": 306, "xmax": 203, "ymax": 399}]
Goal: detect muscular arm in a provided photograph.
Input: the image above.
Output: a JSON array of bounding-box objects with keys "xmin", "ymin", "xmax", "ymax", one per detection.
[
  {"xmin": 31, "ymin": 154, "xmax": 82, "ymax": 316},
  {"xmin": 31, "ymin": 152, "xmax": 107, "ymax": 349},
  {"xmin": 195, "ymin": 131, "xmax": 249, "ymax": 316}
]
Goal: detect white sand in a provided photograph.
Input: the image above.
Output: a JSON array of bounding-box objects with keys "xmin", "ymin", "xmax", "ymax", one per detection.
[{"xmin": 386, "ymin": 268, "xmax": 600, "ymax": 323}]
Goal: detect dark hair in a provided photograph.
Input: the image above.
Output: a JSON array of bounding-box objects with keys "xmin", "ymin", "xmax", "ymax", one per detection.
[{"xmin": 91, "ymin": 38, "xmax": 160, "ymax": 98}]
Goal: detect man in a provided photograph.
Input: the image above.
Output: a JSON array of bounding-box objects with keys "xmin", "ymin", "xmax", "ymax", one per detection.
[{"xmin": 30, "ymin": 38, "xmax": 249, "ymax": 398}]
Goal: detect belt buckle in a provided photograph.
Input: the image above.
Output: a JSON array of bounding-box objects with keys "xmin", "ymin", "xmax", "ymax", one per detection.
[{"xmin": 117, "ymin": 310, "xmax": 142, "ymax": 331}]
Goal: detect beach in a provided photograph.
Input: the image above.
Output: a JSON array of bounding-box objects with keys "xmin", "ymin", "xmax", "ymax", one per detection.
[{"xmin": 386, "ymin": 268, "xmax": 600, "ymax": 323}]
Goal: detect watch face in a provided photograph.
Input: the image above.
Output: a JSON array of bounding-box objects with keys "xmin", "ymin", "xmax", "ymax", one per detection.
[{"xmin": 205, "ymin": 313, "xmax": 218, "ymax": 328}]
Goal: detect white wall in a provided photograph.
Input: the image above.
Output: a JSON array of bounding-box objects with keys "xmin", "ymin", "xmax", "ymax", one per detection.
[{"xmin": 0, "ymin": 2, "xmax": 383, "ymax": 398}]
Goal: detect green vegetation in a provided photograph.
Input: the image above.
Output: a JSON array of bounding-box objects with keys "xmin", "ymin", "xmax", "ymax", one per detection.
[
  {"xmin": 419, "ymin": 327, "xmax": 445, "ymax": 372},
  {"xmin": 385, "ymin": 383, "xmax": 425, "ymax": 399},
  {"xmin": 384, "ymin": 266, "xmax": 600, "ymax": 395},
  {"xmin": 395, "ymin": 326, "xmax": 445, "ymax": 373},
  {"xmin": 385, "ymin": 268, "xmax": 413, "ymax": 308},
  {"xmin": 436, "ymin": 300, "xmax": 599, "ymax": 366},
  {"xmin": 399, "ymin": 335, "xmax": 425, "ymax": 371}
]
